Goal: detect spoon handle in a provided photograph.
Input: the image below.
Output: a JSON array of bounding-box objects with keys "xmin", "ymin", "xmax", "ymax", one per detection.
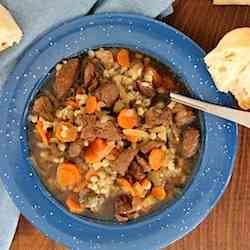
[{"xmin": 170, "ymin": 92, "xmax": 250, "ymax": 128}]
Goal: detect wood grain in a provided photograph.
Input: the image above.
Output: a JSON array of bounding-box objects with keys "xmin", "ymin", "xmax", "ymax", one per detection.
[{"xmin": 10, "ymin": 0, "xmax": 250, "ymax": 249}]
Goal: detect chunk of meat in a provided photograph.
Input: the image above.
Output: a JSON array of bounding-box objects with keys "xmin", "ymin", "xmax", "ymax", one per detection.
[
  {"xmin": 53, "ymin": 58, "xmax": 80, "ymax": 99},
  {"xmin": 114, "ymin": 194, "xmax": 132, "ymax": 213},
  {"xmin": 168, "ymin": 121, "xmax": 181, "ymax": 147},
  {"xmin": 95, "ymin": 120, "xmax": 122, "ymax": 141},
  {"xmin": 182, "ymin": 128, "xmax": 200, "ymax": 158},
  {"xmin": 161, "ymin": 110, "xmax": 179, "ymax": 149},
  {"xmin": 128, "ymin": 161, "xmax": 146, "ymax": 181},
  {"xmin": 95, "ymin": 49, "xmax": 114, "ymax": 68},
  {"xmin": 145, "ymin": 107, "xmax": 171, "ymax": 128},
  {"xmin": 162, "ymin": 74, "xmax": 178, "ymax": 91},
  {"xmin": 175, "ymin": 110, "xmax": 195, "ymax": 128},
  {"xmin": 140, "ymin": 141, "xmax": 164, "ymax": 154},
  {"xmin": 136, "ymin": 81, "xmax": 156, "ymax": 97},
  {"xmin": 50, "ymin": 144, "xmax": 63, "ymax": 158},
  {"xmin": 76, "ymin": 113, "xmax": 122, "ymax": 142},
  {"xmin": 83, "ymin": 62, "xmax": 95, "ymax": 88},
  {"xmin": 68, "ymin": 140, "xmax": 84, "ymax": 158},
  {"xmin": 136, "ymin": 155, "xmax": 150, "ymax": 172},
  {"xmin": 32, "ymin": 96, "xmax": 53, "ymax": 121},
  {"xmin": 171, "ymin": 103, "xmax": 186, "ymax": 113},
  {"xmin": 112, "ymin": 147, "xmax": 138, "ymax": 176},
  {"xmin": 44, "ymin": 90, "xmax": 60, "ymax": 108},
  {"xmin": 124, "ymin": 174, "xmax": 134, "ymax": 184},
  {"xmin": 94, "ymin": 82, "xmax": 120, "ymax": 107},
  {"xmin": 75, "ymin": 113, "xmax": 97, "ymax": 141},
  {"xmin": 88, "ymin": 78, "xmax": 99, "ymax": 93},
  {"xmin": 176, "ymin": 158, "xmax": 190, "ymax": 173},
  {"xmin": 114, "ymin": 194, "xmax": 132, "ymax": 222}
]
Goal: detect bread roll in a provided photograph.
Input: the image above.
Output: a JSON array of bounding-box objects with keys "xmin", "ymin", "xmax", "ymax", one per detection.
[
  {"xmin": 214, "ymin": 0, "xmax": 250, "ymax": 5},
  {"xmin": 204, "ymin": 28, "xmax": 250, "ymax": 110},
  {"xmin": 0, "ymin": 4, "xmax": 23, "ymax": 52}
]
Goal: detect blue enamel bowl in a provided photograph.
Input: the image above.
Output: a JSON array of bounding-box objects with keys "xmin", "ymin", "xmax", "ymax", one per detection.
[{"xmin": 0, "ymin": 13, "xmax": 238, "ymax": 250}]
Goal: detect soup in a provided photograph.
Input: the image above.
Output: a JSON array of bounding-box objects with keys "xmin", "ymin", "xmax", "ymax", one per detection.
[{"xmin": 28, "ymin": 48, "xmax": 201, "ymax": 222}]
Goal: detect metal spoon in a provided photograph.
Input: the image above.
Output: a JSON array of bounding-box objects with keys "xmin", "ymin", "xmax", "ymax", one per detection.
[{"xmin": 170, "ymin": 92, "xmax": 250, "ymax": 128}]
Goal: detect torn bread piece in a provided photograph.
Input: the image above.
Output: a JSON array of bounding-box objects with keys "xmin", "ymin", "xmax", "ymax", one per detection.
[
  {"xmin": 0, "ymin": 4, "xmax": 23, "ymax": 52},
  {"xmin": 214, "ymin": 0, "xmax": 250, "ymax": 5},
  {"xmin": 205, "ymin": 28, "xmax": 250, "ymax": 110}
]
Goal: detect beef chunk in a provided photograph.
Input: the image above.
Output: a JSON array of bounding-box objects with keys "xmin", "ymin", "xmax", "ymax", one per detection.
[
  {"xmin": 88, "ymin": 78, "xmax": 99, "ymax": 93},
  {"xmin": 181, "ymin": 128, "xmax": 200, "ymax": 158},
  {"xmin": 94, "ymin": 82, "xmax": 120, "ymax": 107},
  {"xmin": 32, "ymin": 96, "xmax": 53, "ymax": 121},
  {"xmin": 95, "ymin": 120, "xmax": 122, "ymax": 141},
  {"xmin": 50, "ymin": 144, "xmax": 63, "ymax": 158},
  {"xmin": 68, "ymin": 140, "xmax": 84, "ymax": 158},
  {"xmin": 83, "ymin": 62, "xmax": 95, "ymax": 88},
  {"xmin": 136, "ymin": 81, "xmax": 156, "ymax": 97},
  {"xmin": 145, "ymin": 107, "xmax": 171, "ymax": 128},
  {"xmin": 53, "ymin": 58, "xmax": 80, "ymax": 99},
  {"xmin": 112, "ymin": 147, "xmax": 138, "ymax": 176},
  {"xmin": 136, "ymin": 155, "xmax": 150, "ymax": 172},
  {"xmin": 114, "ymin": 194, "xmax": 132, "ymax": 222},
  {"xmin": 76, "ymin": 113, "xmax": 97, "ymax": 141},
  {"xmin": 128, "ymin": 161, "xmax": 146, "ymax": 181},
  {"xmin": 162, "ymin": 74, "xmax": 178, "ymax": 91},
  {"xmin": 175, "ymin": 110, "xmax": 195, "ymax": 128},
  {"xmin": 140, "ymin": 141, "xmax": 164, "ymax": 154},
  {"xmin": 176, "ymin": 158, "xmax": 190, "ymax": 173},
  {"xmin": 168, "ymin": 121, "xmax": 181, "ymax": 147},
  {"xmin": 76, "ymin": 113, "xmax": 122, "ymax": 142},
  {"xmin": 115, "ymin": 194, "xmax": 132, "ymax": 214}
]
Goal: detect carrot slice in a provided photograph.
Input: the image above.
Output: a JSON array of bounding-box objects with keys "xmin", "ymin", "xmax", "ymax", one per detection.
[
  {"xmin": 117, "ymin": 109, "xmax": 138, "ymax": 129},
  {"xmin": 93, "ymin": 138, "xmax": 108, "ymax": 152},
  {"xmin": 55, "ymin": 121, "xmax": 78, "ymax": 142},
  {"xmin": 123, "ymin": 129, "xmax": 149, "ymax": 143},
  {"xmin": 56, "ymin": 163, "xmax": 81, "ymax": 189},
  {"xmin": 117, "ymin": 178, "xmax": 136, "ymax": 197},
  {"xmin": 85, "ymin": 169, "xmax": 98, "ymax": 181},
  {"xmin": 64, "ymin": 99, "xmax": 79, "ymax": 109},
  {"xmin": 84, "ymin": 149, "xmax": 99, "ymax": 164},
  {"xmin": 85, "ymin": 96, "xmax": 97, "ymax": 114},
  {"xmin": 84, "ymin": 138, "xmax": 112, "ymax": 163},
  {"xmin": 148, "ymin": 148, "xmax": 166, "ymax": 171},
  {"xmin": 117, "ymin": 49, "xmax": 130, "ymax": 68},
  {"xmin": 35, "ymin": 119, "xmax": 49, "ymax": 145},
  {"xmin": 66, "ymin": 195, "xmax": 85, "ymax": 214},
  {"xmin": 151, "ymin": 186, "xmax": 166, "ymax": 201}
]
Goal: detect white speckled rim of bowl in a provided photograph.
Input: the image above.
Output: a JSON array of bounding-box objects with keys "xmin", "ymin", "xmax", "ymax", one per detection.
[{"xmin": 0, "ymin": 13, "xmax": 238, "ymax": 250}]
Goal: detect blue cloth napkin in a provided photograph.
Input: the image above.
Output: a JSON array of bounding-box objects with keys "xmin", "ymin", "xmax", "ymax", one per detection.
[{"xmin": 0, "ymin": 0, "xmax": 174, "ymax": 249}]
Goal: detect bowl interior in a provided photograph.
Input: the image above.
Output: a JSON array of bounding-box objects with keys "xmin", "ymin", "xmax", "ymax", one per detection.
[{"xmin": 23, "ymin": 46, "xmax": 206, "ymax": 226}]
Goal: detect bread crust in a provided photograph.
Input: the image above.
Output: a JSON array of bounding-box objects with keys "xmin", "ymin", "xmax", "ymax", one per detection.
[
  {"xmin": 205, "ymin": 28, "xmax": 250, "ymax": 110},
  {"xmin": 214, "ymin": 0, "xmax": 250, "ymax": 5},
  {"xmin": 217, "ymin": 28, "xmax": 250, "ymax": 49},
  {"xmin": 0, "ymin": 4, "xmax": 23, "ymax": 52}
]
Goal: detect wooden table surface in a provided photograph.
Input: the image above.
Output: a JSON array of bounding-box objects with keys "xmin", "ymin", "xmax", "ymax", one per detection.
[{"xmin": 10, "ymin": 1, "xmax": 250, "ymax": 249}]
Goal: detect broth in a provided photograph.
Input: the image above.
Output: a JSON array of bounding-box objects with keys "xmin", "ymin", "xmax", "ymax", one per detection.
[{"xmin": 28, "ymin": 48, "xmax": 201, "ymax": 222}]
